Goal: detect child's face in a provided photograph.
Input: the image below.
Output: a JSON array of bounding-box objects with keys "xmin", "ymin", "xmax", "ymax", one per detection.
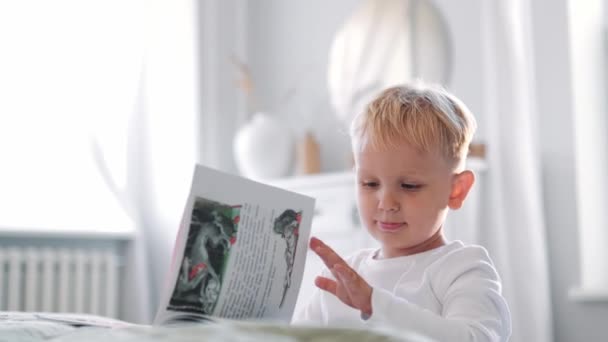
[{"xmin": 354, "ymin": 139, "xmax": 472, "ymax": 258}]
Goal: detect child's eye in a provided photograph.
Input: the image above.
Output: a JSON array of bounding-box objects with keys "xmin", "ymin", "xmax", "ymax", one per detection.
[
  {"xmin": 361, "ymin": 181, "xmax": 379, "ymax": 188},
  {"xmin": 401, "ymin": 183, "xmax": 421, "ymax": 191}
]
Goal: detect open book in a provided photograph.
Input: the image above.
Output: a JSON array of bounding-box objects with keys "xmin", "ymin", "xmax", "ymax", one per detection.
[{"xmin": 154, "ymin": 164, "xmax": 315, "ymax": 325}]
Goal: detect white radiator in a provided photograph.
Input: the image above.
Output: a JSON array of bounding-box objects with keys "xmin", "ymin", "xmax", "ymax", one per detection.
[{"xmin": 0, "ymin": 246, "xmax": 119, "ymax": 318}]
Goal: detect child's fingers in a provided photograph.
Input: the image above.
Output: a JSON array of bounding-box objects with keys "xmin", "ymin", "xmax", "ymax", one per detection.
[
  {"xmin": 314, "ymin": 276, "xmax": 338, "ymax": 296},
  {"xmin": 334, "ymin": 264, "xmax": 356, "ymax": 281},
  {"xmin": 310, "ymin": 237, "xmax": 372, "ymax": 312},
  {"xmin": 310, "ymin": 237, "xmax": 348, "ymax": 270},
  {"xmin": 334, "ymin": 264, "xmax": 373, "ymax": 313},
  {"xmin": 334, "ymin": 264, "xmax": 360, "ymax": 296}
]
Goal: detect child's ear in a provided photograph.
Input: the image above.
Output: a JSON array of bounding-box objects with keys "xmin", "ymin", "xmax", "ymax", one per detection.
[{"xmin": 448, "ymin": 170, "xmax": 475, "ymax": 210}]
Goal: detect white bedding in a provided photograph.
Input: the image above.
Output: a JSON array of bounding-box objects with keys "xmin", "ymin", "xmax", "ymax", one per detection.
[
  {"xmin": 58, "ymin": 323, "xmax": 432, "ymax": 342},
  {"xmin": 0, "ymin": 317, "xmax": 431, "ymax": 342},
  {"xmin": 0, "ymin": 320, "xmax": 75, "ymax": 341}
]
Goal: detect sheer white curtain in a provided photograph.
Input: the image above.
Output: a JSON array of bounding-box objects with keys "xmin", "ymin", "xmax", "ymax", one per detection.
[
  {"xmin": 89, "ymin": 0, "xmax": 199, "ymax": 323},
  {"xmin": 478, "ymin": 0, "xmax": 553, "ymax": 341},
  {"xmin": 136, "ymin": 0, "xmax": 199, "ymax": 321},
  {"xmin": 0, "ymin": 0, "xmax": 199, "ymax": 323},
  {"xmin": 74, "ymin": 0, "xmax": 200, "ymax": 323}
]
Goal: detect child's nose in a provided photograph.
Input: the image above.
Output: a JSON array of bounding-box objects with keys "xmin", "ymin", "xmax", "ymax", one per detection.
[{"xmin": 378, "ymin": 190, "xmax": 400, "ymax": 211}]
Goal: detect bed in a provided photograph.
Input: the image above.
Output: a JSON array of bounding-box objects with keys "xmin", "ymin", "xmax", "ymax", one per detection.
[{"xmin": 0, "ymin": 311, "xmax": 432, "ymax": 342}]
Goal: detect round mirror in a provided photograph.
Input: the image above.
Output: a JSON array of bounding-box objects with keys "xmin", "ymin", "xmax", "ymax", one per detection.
[{"xmin": 328, "ymin": 0, "xmax": 452, "ymax": 124}]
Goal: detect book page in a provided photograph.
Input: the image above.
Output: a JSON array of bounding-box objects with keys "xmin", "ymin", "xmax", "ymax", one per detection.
[{"xmin": 155, "ymin": 165, "xmax": 315, "ymax": 325}]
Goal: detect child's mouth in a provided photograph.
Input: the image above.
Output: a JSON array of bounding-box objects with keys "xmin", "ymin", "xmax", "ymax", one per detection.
[{"xmin": 377, "ymin": 221, "xmax": 405, "ymax": 232}]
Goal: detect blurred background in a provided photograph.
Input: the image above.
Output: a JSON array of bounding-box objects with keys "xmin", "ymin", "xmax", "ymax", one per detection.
[{"xmin": 1, "ymin": 0, "xmax": 607, "ymax": 341}]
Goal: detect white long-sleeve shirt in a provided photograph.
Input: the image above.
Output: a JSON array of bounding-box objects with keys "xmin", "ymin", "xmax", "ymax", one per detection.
[{"xmin": 292, "ymin": 241, "xmax": 511, "ymax": 341}]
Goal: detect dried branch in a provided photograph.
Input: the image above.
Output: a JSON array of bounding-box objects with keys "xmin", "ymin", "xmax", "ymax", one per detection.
[{"xmin": 230, "ymin": 55, "xmax": 259, "ymax": 114}]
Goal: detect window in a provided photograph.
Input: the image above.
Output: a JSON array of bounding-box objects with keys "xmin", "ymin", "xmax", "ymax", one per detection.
[{"xmin": 0, "ymin": 1, "xmax": 143, "ymax": 234}]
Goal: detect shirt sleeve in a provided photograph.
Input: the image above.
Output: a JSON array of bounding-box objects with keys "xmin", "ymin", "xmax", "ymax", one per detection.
[
  {"xmin": 364, "ymin": 249, "xmax": 511, "ymax": 342},
  {"xmin": 291, "ymin": 286, "xmax": 324, "ymax": 325},
  {"xmin": 291, "ymin": 265, "xmax": 336, "ymax": 325}
]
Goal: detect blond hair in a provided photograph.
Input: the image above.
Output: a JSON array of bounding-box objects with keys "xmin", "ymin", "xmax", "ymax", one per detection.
[{"xmin": 350, "ymin": 83, "xmax": 477, "ymax": 167}]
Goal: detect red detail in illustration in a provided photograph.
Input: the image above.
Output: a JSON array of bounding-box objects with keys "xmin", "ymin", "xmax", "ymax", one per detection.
[
  {"xmin": 230, "ymin": 236, "xmax": 237, "ymax": 245},
  {"xmin": 296, "ymin": 212, "xmax": 302, "ymax": 223},
  {"xmin": 189, "ymin": 262, "xmax": 207, "ymax": 280},
  {"xmin": 294, "ymin": 227, "xmax": 299, "ymax": 236},
  {"xmin": 233, "ymin": 215, "xmax": 240, "ymax": 224}
]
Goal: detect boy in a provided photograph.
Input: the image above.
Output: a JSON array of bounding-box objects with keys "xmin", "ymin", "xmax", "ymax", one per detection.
[{"xmin": 292, "ymin": 84, "xmax": 511, "ymax": 341}]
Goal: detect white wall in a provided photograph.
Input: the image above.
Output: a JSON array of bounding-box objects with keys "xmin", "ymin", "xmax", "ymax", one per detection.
[
  {"xmin": 198, "ymin": 1, "xmax": 250, "ymax": 173},
  {"xmin": 246, "ymin": 0, "xmax": 487, "ymax": 174},
  {"xmin": 247, "ymin": 0, "xmax": 360, "ymax": 173}
]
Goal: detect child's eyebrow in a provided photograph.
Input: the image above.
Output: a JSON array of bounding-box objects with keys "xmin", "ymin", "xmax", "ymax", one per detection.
[{"xmin": 356, "ymin": 168, "xmax": 427, "ymax": 178}]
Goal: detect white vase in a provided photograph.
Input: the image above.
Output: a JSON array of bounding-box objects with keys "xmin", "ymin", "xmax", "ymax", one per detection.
[{"xmin": 233, "ymin": 112, "xmax": 294, "ymax": 180}]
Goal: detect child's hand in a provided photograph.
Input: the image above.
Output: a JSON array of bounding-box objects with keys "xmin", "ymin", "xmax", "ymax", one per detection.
[{"xmin": 309, "ymin": 237, "xmax": 373, "ymax": 316}]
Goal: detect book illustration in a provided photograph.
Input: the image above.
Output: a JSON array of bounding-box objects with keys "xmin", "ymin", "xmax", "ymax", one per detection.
[
  {"xmin": 168, "ymin": 198, "xmax": 240, "ymax": 315},
  {"xmin": 273, "ymin": 209, "xmax": 302, "ymax": 307}
]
